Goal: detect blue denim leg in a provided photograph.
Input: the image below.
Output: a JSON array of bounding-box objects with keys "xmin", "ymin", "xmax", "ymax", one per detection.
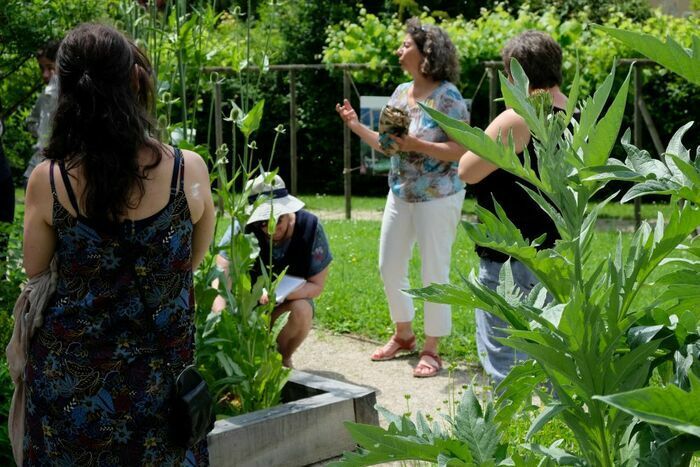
[{"xmin": 475, "ymin": 258, "xmax": 538, "ymax": 386}]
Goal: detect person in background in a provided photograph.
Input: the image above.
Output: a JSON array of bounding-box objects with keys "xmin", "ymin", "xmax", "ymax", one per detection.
[
  {"xmin": 22, "ymin": 23, "xmax": 214, "ymax": 464},
  {"xmin": 24, "ymin": 39, "xmax": 61, "ymax": 183},
  {"xmin": 336, "ymin": 17, "xmax": 469, "ymax": 377},
  {"xmin": 213, "ymin": 173, "xmax": 332, "ymax": 368},
  {"xmin": 458, "ymin": 30, "xmax": 568, "ymax": 386}
]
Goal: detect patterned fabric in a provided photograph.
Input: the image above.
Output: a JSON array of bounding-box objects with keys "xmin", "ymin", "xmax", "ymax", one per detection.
[
  {"xmin": 24, "ymin": 152, "xmax": 208, "ymax": 466},
  {"xmin": 386, "ymin": 80, "xmax": 469, "ymax": 202}
]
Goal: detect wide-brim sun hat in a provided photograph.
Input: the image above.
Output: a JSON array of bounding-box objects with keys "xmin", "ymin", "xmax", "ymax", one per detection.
[{"xmin": 245, "ymin": 173, "xmax": 304, "ymax": 225}]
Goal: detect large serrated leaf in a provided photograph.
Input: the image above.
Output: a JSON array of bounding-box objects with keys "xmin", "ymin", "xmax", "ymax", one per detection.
[
  {"xmin": 526, "ymin": 404, "xmax": 566, "ymax": 441},
  {"xmin": 581, "ymin": 66, "xmax": 631, "ymax": 166},
  {"xmin": 621, "ymin": 132, "xmax": 670, "ymax": 178},
  {"xmin": 420, "ymin": 103, "xmax": 544, "ymax": 191},
  {"xmin": 450, "ymin": 388, "xmax": 503, "ymax": 465},
  {"xmin": 522, "ymin": 442, "xmax": 583, "ymax": 465},
  {"xmin": 665, "ymin": 121, "xmax": 694, "ymax": 162},
  {"xmin": 500, "ymin": 59, "xmax": 546, "ymax": 139},
  {"xmin": 620, "ymin": 179, "xmax": 682, "ymax": 203},
  {"xmin": 594, "ymin": 26, "xmax": 700, "ymax": 85},
  {"xmin": 332, "ymin": 422, "xmax": 443, "ymax": 466},
  {"xmin": 594, "ymin": 374, "xmax": 700, "ymax": 438},
  {"xmin": 238, "ymin": 99, "xmax": 265, "ymax": 138},
  {"xmin": 573, "ymin": 64, "xmax": 615, "ymax": 152},
  {"xmin": 495, "ymin": 360, "xmax": 547, "ymax": 426}
]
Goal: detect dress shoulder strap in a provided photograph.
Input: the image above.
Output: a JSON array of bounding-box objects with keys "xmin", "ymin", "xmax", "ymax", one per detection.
[
  {"xmin": 49, "ymin": 160, "xmax": 57, "ymax": 198},
  {"xmin": 169, "ymin": 148, "xmax": 185, "ymax": 199},
  {"xmin": 58, "ymin": 161, "xmax": 81, "ymax": 215}
]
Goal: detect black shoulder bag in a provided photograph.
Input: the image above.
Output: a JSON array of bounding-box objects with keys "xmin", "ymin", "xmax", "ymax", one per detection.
[{"xmin": 169, "ymin": 364, "xmax": 216, "ymax": 448}]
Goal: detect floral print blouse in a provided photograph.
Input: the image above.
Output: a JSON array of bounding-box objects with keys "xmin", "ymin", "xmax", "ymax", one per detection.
[{"xmin": 386, "ymin": 80, "xmax": 469, "ymax": 203}]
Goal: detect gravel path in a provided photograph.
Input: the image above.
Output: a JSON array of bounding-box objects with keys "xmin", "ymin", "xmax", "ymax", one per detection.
[{"xmin": 293, "ymin": 328, "xmax": 489, "ymax": 427}]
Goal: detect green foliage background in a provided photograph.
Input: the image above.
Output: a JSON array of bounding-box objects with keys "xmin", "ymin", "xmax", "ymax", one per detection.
[
  {"xmin": 324, "ymin": 4, "xmax": 698, "ymax": 142},
  {"xmin": 1, "ymin": 1, "xmax": 697, "ymax": 196},
  {"xmin": 0, "ymin": 0, "xmax": 116, "ymax": 182}
]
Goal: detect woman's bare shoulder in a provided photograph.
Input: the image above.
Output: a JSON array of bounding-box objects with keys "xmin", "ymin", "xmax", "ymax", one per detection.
[
  {"xmin": 180, "ymin": 148, "xmax": 208, "ymax": 175},
  {"xmin": 26, "ymin": 160, "xmax": 53, "ymax": 198},
  {"xmin": 25, "ymin": 159, "xmax": 55, "ymax": 221}
]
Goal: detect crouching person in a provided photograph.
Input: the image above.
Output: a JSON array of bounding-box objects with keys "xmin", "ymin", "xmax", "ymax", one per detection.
[{"xmin": 213, "ymin": 173, "xmax": 332, "ymax": 367}]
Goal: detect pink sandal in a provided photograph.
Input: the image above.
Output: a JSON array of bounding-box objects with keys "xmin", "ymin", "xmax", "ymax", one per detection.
[
  {"xmin": 413, "ymin": 350, "xmax": 442, "ymax": 378},
  {"xmin": 370, "ymin": 335, "xmax": 416, "ymax": 361}
]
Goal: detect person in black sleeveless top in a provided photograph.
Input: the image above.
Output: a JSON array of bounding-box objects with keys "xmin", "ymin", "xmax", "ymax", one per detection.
[
  {"xmin": 213, "ymin": 173, "xmax": 332, "ymax": 368},
  {"xmin": 22, "ymin": 24, "xmax": 215, "ymax": 465},
  {"xmin": 457, "ymin": 31, "xmax": 568, "ymax": 386}
]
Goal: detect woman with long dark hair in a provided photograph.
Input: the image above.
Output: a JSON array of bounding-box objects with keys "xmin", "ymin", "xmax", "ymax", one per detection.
[{"xmin": 22, "ymin": 23, "xmax": 214, "ymax": 464}]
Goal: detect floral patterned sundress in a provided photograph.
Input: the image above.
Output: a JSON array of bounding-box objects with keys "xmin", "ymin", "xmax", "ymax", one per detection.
[{"xmin": 23, "ymin": 150, "xmax": 208, "ymax": 466}]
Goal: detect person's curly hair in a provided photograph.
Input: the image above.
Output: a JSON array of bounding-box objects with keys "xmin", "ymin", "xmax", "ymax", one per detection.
[{"xmin": 405, "ymin": 18, "xmax": 460, "ymax": 84}]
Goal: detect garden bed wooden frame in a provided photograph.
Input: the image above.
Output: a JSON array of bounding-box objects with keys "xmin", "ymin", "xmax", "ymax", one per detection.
[{"xmin": 207, "ymin": 370, "xmax": 378, "ymax": 466}]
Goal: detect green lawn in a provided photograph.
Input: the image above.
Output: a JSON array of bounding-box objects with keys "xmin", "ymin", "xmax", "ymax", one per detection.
[
  {"xmin": 301, "ymin": 194, "xmax": 673, "ymax": 220},
  {"xmin": 216, "ymin": 193, "xmax": 665, "ymax": 365},
  {"xmin": 313, "ymin": 216, "xmax": 663, "ymax": 364}
]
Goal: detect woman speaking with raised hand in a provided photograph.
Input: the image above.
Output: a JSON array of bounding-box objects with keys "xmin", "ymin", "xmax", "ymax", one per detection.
[{"xmin": 336, "ymin": 18, "xmax": 469, "ymax": 378}]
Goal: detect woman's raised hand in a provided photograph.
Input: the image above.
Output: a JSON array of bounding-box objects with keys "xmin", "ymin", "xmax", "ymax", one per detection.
[{"xmin": 335, "ymin": 99, "xmax": 359, "ymax": 128}]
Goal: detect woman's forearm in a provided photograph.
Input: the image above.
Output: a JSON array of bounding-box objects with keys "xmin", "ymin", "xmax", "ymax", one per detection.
[
  {"xmin": 349, "ymin": 122, "xmax": 384, "ymax": 154},
  {"xmin": 411, "ymin": 139, "xmax": 465, "ymax": 162}
]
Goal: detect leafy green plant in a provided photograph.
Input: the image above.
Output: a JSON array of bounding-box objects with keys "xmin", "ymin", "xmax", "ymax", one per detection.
[
  {"xmin": 579, "ymin": 25, "xmax": 700, "ymax": 461},
  {"xmin": 402, "ymin": 55, "xmax": 700, "ymax": 465},
  {"xmin": 0, "ymin": 357, "xmax": 14, "ymax": 465},
  {"xmin": 323, "ymin": 5, "xmax": 699, "ymax": 99},
  {"xmin": 323, "ymin": 4, "xmax": 699, "ymax": 166},
  {"xmin": 0, "ymin": 213, "xmax": 22, "ymax": 464},
  {"xmin": 193, "ymin": 145, "xmax": 292, "ymax": 416},
  {"xmin": 594, "ymin": 373, "xmax": 700, "ymax": 439},
  {"xmin": 0, "ymin": 0, "xmax": 113, "ymax": 176},
  {"xmin": 191, "ymin": 90, "xmax": 291, "ymax": 416},
  {"xmin": 332, "ymin": 387, "xmax": 524, "ymax": 466},
  {"xmin": 594, "ymin": 25, "xmax": 700, "ymax": 86}
]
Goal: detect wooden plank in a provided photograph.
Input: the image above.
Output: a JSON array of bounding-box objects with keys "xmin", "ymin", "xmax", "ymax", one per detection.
[
  {"xmin": 488, "ymin": 67, "xmax": 498, "ymax": 123},
  {"xmin": 208, "ymin": 393, "xmax": 356, "ymax": 467},
  {"xmin": 207, "ymin": 370, "xmax": 378, "ymax": 466},
  {"xmin": 639, "ymin": 97, "xmax": 665, "ymax": 156}
]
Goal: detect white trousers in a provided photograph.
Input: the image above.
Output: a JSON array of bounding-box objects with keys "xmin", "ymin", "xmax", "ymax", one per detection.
[{"xmin": 378, "ymin": 190, "xmax": 465, "ymax": 337}]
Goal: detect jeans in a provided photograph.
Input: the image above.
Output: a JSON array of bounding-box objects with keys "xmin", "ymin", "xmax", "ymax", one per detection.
[{"xmin": 475, "ymin": 258, "xmax": 538, "ymax": 386}]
